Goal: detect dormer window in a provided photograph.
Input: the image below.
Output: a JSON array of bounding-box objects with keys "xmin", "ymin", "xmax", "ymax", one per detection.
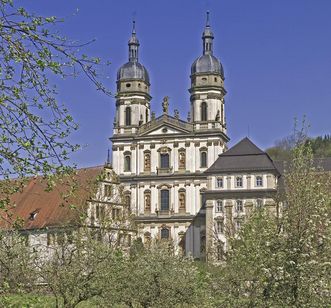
[{"xmin": 29, "ymin": 211, "xmax": 38, "ymax": 221}]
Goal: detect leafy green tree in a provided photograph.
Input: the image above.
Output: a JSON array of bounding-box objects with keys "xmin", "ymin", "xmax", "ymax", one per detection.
[
  {"xmin": 213, "ymin": 131, "xmax": 331, "ymax": 307},
  {"xmin": 0, "ymin": 0, "xmax": 109, "ymax": 219},
  {"xmin": 0, "ymin": 231, "xmax": 37, "ymax": 296},
  {"xmin": 102, "ymin": 242, "xmax": 212, "ymax": 308},
  {"xmin": 38, "ymin": 227, "xmax": 117, "ymax": 308}
]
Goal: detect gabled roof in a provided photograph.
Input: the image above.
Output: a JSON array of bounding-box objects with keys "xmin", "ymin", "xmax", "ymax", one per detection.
[
  {"xmin": 222, "ymin": 137, "xmax": 265, "ymax": 156},
  {"xmin": 205, "ymin": 137, "xmax": 280, "ymax": 174},
  {"xmin": 0, "ymin": 166, "xmax": 103, "ymax": 231},
  {"xmin": 138, "ymin": 114, "xmax": 193, "ymax": 136}
]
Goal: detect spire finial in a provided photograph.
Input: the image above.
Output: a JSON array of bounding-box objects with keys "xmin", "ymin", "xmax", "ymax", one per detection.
[
  {"xmin": 206, "ymin": 11, "xmax": 210, "ymax": 27},
  {"xmin": 132, "ymin": 19, "xmax": 136, "ymax": 35}
]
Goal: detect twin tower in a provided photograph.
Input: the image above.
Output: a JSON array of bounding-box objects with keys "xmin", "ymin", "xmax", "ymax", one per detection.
[{"xmin": 113, "ymin": 13, "xmax": 227, "ymax": 136}]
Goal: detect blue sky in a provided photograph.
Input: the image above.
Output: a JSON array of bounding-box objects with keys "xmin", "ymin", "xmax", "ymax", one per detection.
[{"xmin": 21, "ymin": 0, "xmax": 331, "ymax": 167}]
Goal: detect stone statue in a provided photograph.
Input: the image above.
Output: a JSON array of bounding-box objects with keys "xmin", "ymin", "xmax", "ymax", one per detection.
[
  {"xmin": 151, "ymin": 111, "xmax": 156, "ymax": 120},
  {"xmin": 174, "ymin": 109, "xmax": 179, "ymax": 119},
  {"xmin": 162, "ymin": 96, "xmax": 169, "ymax": 114},
  {"xmin": 215, "ymin": 110, "xmax": 220, "ymax": 121},
  {"xmin": 187, "ymin": 112, "xmax": 191, "ymax": 122}
]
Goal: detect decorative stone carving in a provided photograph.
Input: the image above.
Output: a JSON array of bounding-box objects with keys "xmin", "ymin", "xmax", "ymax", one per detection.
[{"xmin": 162, "ymin": 96, "xmax": 169, "ymax": 114}]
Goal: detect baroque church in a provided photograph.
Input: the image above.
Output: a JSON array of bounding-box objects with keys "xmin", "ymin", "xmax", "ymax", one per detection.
[{"xmin": 111, "ymin": 14, "xmax": 229, "ymax": 258}]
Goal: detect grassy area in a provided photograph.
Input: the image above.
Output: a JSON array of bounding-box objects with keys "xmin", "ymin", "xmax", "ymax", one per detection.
[{"xmin": 0, "ymin": 294, "xmax": 98, "ymax": 308}]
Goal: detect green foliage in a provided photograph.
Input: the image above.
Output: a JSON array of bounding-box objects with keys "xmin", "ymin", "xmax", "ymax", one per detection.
[
  {"xmin": 0, "ymin": 0, "xmax": 110, "ymax": 226},
  {"xmin": 0, "ymin": 231, "xmax": 38, "ymax": 294},
  {"xmin": 101, "ymin": 243, "xmax": 212, "ymax": 308},
  {"xmin": 213, "ymin": 132, "xmax": 331, "ymax": 307},
  {"xmin": 267, "ymin": 134, "xmax": 331, "ymax": 160}
]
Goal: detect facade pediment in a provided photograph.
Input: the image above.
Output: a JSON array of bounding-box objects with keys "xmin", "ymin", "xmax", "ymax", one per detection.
[{"xmin": 138, "ymin": 115, "xmax": 192, "ymax": 136}]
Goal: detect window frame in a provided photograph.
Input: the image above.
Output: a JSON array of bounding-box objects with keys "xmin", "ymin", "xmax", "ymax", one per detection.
[
  {"xmin": 125, "ymin": 106, "xmax": 131, "ymax": 126},
  {"xmin": 160, "ymin": 228, "xmax": 170, "ymax": 240},
  {"xmin": 216, "ymin": 200, "xmax": 223, "ymax": 213},
  {"xmin": 160, "ymin": 189, "xmax": 170, "ymax": 211},
  {"xmin": 216, "ymin": 177, "xmax": 223, "ymax": 188},
  {"xmin": 236, "ymin": 200, "xmax": 243, "ymax": 212},
  {"xmin": 256, "ymin": 175, "xmax": 263, "ymax": 187},
  {"xmin": 200, "ymin": 151, "xmax": 207, "ymax": 168},
  {"xmin": 235, "ymin": 176, "xmax": 243, "ymax": 188},
  {"xmin": 160, "ymin": 153, "xmax": 170, "ymax": 169},
  {"xmin": 124, "ymin": 153, "xmax": 131, "ymax": 172},
  {"xmin": 201, "ymin": 102, "xmax": 208, "ymax": 122}
]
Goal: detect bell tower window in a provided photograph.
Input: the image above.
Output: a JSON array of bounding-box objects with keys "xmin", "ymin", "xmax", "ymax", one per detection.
[
  {"xmin": 125, "ymin": 107, "xmax": 131, "ymax": 126},
  {"xmin": 200, "ymin": 148, "xmax": 208, "ymax": 168},
  {"xmin": 124, "ymin": 152, "xmax": 131, "ymax": 172},
  {"xmin": 201, "ymin": 102, "xmax": 207, "ymax": 121}
]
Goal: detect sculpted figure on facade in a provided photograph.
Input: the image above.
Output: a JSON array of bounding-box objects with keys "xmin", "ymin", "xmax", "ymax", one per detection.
[{"xmin": 162, "ymin": 96, "xmax": 169, "ymax": 114}]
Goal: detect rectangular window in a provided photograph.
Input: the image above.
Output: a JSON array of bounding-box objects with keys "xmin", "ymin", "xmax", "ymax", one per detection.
[
  {"xmin": 216, "ymin": 200, "xmax": 223, "ymax": 213},
  {"xmin": 160, "ymin": 153, "xmax": 169, "ymax": 168},
  {"xmin": 256, "ymin": 176, "xmax": 263, "ymax": 187},
  {"xmin": 236, "ymin": 176, "xmax": 243, "ymax": 188},
  {"xmin": 236, "ymin": 200, "xmax": 243, "ymax": 212},
  {"xmin": 216, "ymin": 177, "xmax": 223, "ymax": 188},
  {"xmin": 160, "ymin": 190, "xmax": 170, "ymax": 211}
]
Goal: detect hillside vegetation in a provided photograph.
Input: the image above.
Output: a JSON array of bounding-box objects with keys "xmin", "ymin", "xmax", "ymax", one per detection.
[{"xmin": 267, "ymin": 134, "xmax": 331, "ymax": 160}]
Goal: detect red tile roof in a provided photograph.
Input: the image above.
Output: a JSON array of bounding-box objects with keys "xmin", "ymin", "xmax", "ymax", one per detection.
[{"xmin": 0, "ymin": 166, "xmax": 103, "ymax": 231}]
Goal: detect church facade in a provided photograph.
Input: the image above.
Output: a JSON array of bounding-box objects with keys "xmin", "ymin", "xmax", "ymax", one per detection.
[{"xmin": 111, "ymin": 15, "xmax": 228, "ymax": 258}]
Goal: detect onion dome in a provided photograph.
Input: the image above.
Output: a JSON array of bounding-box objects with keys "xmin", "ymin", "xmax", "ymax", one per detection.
[
  {"xmin": 191, "ymin": 12, "xmax": 224, "ymax": 78},
  {"xmin": 117, "ymin": 21, "xmax": 150, "ymax": 84}
]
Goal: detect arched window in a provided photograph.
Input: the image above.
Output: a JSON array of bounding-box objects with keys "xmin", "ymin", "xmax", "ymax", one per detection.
[
  {"xmin": 144, "ymin": 190, "xmax": 151, "ymax": 211},
  {"xmin": 201, "ymin": 102, "xmax": 207, "ymax": 121},
  {"xmin": 178, "ymin": 149, "xmax": 186, "ymax": 169},
  {"xmin": 200, "ymin": 151, "xmax": 207, "ymax": 168},
  {"xmin": 160, "ymin": 189, "xmax": 170, "ymax": 211},
  {"xmin": 146, "ymin": 109, "xmax": 149, "ymax": 123},
  {"xmin": 178, "ymin": 189, "xmax": 186, "ymax": 211},
  {"xmin": 124, "ymin": 153, "xmax": 131, "ymax": 172},
  {"xmin": 144, "ymin": 152, "xmax": 151, "ymax": 172},
  {"xmin": 161, "ymin": 228, "xmax": 170, "ymax": 240},
  {"xmin": 125, "ymin": 106, "xmax": 131, "ymax": 126}
]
